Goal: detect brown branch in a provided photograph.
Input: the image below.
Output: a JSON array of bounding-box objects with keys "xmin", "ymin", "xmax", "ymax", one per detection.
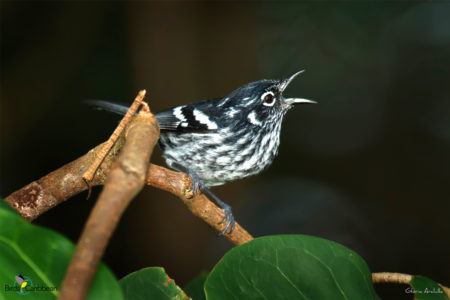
[
  {"xmin": 372, "ymin": 272, "xmax": 413, "ymax": 284},
  {"xmin": 58, "ymin": 108, "xmax": 159, "ymax": 300},
  {"xmin": 4, "ymin": 140, "xmax": 123, "ymax": 221},
  {"xmin": 372, "ymin": 272, "xmax": 450, "ymax": 295},
  {"xmin": 5, "ymin": 117, "xmax": 253, "ymax": 245},
  {"xmin": 441, "ymin": 285, "xmax": 450, "ymax": 297},
  {"xmin": 146, "ymin": 164, "xmax": 253, "ymax": 245},
  {"xmin": 5, "ymin": 156, "xmax": 253, "ymax": 245}
]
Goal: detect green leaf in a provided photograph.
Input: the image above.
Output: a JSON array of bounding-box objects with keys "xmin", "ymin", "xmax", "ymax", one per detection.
[
  {"xmin": 204, "ymin": 235, "xmax": 380, "ymax": 300},
  {"xmin": 120, "ymin": 267, "xmax": 189, "ymax": 300},
  {"xmin": 410, "ymin": 276, "xmax": 449, "ymax": 300},
  {"xmin": 0, "ymin": 205, "xmax": 123, "ymax": 300},
  {"xmin": 184, "ymin": 272, "xmax": 208, "ymax": 300}
]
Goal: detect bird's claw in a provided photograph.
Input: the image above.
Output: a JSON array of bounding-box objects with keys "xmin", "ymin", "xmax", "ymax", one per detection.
[
  {"xmin": 188, "ymin": 171, "xmax": 200, "ymax": 195},
  {"xmin": 171, "ymin": 162, "xmax": 236, "ymax": 235},
  {"xmin": 218, "ymin": 205, "xmax": 235, "ymax": 235}
]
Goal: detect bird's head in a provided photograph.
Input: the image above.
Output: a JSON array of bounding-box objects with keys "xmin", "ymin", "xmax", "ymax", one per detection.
[{"xmin": 223, "ymin": 70, "xmax": 316, "ymax": 126}]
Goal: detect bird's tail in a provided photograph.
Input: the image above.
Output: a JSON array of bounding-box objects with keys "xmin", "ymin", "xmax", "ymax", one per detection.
[{"xmin": 84, "ymin": 99, "xmax": 129, "ymax": 115}]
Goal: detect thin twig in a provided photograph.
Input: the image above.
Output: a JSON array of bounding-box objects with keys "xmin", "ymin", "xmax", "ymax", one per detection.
[
  {"xmin": 372, "ymin": 272, "xmax": 450, "ymax": 295},
  {"xmin": 82, "ymin": 89, "xmax": 147, "ymax": 183},
  {"xmin": 58, "ymin": 107, "xmax": 159, "ymax": 300},
  {"xmin": 372, "ymin": 272, "xmax": 413, "ymax": 284}
]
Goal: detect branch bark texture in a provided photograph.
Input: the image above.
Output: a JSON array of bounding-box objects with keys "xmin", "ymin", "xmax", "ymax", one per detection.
[
  {"xmin": 5, "ymin": 140, "xmax": 121, "ymax": 221},
  {"xmin": 372, "ymin": 272, "xmax": 413, "ymax": 284}
]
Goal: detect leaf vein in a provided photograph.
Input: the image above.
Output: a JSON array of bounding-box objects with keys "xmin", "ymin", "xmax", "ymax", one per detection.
[{"xmin": 303, "ymin": 248, "xmax": 347, "ymax": 300}]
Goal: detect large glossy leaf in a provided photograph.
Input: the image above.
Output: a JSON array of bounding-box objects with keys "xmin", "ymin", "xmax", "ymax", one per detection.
[
  {"xmin": 184, "ymin": 272, "xmax": 208, "ymax": 300},
  {"xmin": 410, "ymin": 276, "xmax": 449, "ymax": 300},
  {"xmin": 205, "ymin": 235, "xmax": 380, "ymax": 300},
  {"xmin": 120, "ymin": 267, "xmax": 189, "ymax": 300},
  {"xmin": 0, "ymin": 201, "xmax": 123, "ymax": 300}
]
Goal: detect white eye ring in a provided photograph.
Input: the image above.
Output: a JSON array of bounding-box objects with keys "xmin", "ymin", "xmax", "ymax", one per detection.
[{"xmin": 261, "ymin": 91, "xmax": 275, "ymax": 107}]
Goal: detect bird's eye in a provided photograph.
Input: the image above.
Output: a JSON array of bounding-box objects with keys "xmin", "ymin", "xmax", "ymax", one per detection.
[{"xmin": 261, "ymin": 92, "xmax": 275, "ymax": 107}]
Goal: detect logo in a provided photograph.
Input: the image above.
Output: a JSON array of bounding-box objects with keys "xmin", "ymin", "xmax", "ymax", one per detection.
[
  {"xmin": 15, "ymin": 275, "xmax": 32, "ymax": 295},
  {"xmin": 4, "ymin": 275, "xmax": 57, "ymax": 296},
  {"xmin": 3, "ymin": 274, "xmax": 33, "ymax": 296}
]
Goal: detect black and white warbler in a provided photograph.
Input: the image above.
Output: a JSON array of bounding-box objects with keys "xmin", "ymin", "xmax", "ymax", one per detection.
[{"xmin": 87, "ymin": 70, "xmax": 316, "ymax": 234}]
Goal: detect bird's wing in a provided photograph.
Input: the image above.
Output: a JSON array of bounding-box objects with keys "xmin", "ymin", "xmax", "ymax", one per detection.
[
  {"xmin": 155, "ymin": 104, "xmax": 220, "ymax": 132},
  {"xmin": 85, "ymin": 98, "xmax": 223, "ymax": 133}
]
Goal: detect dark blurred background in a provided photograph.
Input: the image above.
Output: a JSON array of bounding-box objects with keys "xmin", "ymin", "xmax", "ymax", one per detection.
[{"xmin": 1, "ymin": 1, "xmax": 449, "ymax": 299}]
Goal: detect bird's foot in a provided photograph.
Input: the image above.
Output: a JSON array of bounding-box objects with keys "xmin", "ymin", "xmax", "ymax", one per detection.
[
  {"xmin": 201, "ymin": 186, "xmax": 235, "ymax": 235},
  {"xmin": 168, "ymin": 161, "xmax": 235, "ymax": 235},
  {"xmin": 169, "ymin": 161, "xmax": 201, "ymax": 194},
  {"xmin": 218, "ymin": 202, "xmax": 235, "ymax": 235},
  {"xmin": 187, "ymin": 170, "xmax": 201, "ymax": 195}
]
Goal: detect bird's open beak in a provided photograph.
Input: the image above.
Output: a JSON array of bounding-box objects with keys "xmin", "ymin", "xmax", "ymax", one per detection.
[
  {"xmin": 279, "ymin": 70, "xmax": 305, "ymax": 92},
  {"xmin": 284, "ymin": 98, "xmax": 317, "ymax": 105},
  {"xmin": 280, "ymin": 70, "xmax": 317, "ymax": 105}
]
